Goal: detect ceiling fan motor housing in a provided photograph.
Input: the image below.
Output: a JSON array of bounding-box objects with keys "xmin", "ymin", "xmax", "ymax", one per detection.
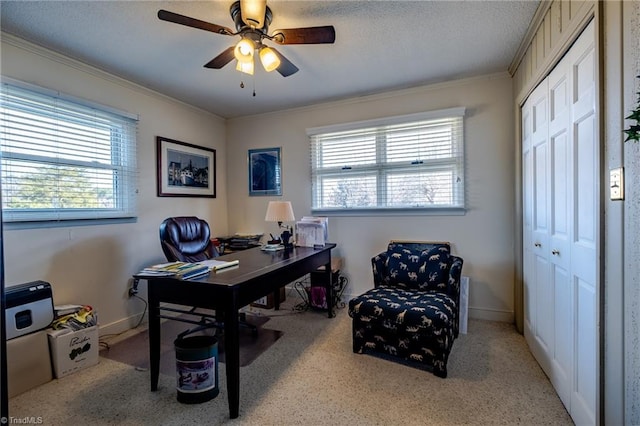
[{"xmin": 230, "ymin": 1, "xmax": 272, "ymax": 33}]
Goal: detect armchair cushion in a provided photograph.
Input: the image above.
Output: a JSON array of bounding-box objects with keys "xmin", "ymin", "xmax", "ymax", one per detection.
[
  {"xmin": 386, "ymin": 245, "xmax": 450, "ymax": 292},
  {"xmin": 349, "ymin": 286, "xmax": 455, "ymax": 334}
]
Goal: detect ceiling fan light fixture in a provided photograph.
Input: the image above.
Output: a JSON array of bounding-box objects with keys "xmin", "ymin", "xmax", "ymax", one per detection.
[
  {"xmin": 240, "ymin": 0, "xmax": 266, "ymax": 28},
  {"xmin": 236, "ymin": 59, "xmax": 254, "ymax": 75},
  {"xmin": 259, "ymin": 46, "xmax": 281, "ymax": 72},
  {"xmin": 158, "ymin": 3, "xmax": 335, "ymax": 78},
  {"xmin": 234, "ymin": 38, "xmax": 255, "ymax": 63}
]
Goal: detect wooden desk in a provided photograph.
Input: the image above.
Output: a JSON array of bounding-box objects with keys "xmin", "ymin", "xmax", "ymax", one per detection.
[{"xmin": 145, "ymin": 243, "xmax": 336, "ymax": 419}]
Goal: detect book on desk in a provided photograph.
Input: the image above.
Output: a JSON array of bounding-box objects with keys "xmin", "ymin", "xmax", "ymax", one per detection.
[{"xmin": 137, "ymin": 259, "xmax": 239, "ymax": 279}]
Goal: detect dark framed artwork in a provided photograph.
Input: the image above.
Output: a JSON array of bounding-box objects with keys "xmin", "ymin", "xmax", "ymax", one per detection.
[
  {"xmin": 248, "ymin": 147, "xmax": 282, "ymax": 196},
  {"xmin": 156, "ymin": 136, "xmax": 216, "ymax": 197}
]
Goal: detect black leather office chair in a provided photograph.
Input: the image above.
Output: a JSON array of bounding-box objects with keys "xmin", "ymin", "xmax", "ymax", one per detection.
[
  {"xmin": 159, "ymin": 216, "xmax": 256, "ymax": 335},
  {"xmin": 160, "ymin": 216, "xmax": 217, "ymax": 263}
]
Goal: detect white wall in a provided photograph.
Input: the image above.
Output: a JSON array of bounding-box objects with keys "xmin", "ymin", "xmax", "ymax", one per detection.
[
  {"xmin": 622, "ymin": 1, "xmax": 640, "ymax": 423},
  {"xmin": 227, "ymin": 74, "xmax": 516, "ymax": 322},
  {"xmin": 0, "ymin": 35, "xmax": 229, "ymax": 335}
]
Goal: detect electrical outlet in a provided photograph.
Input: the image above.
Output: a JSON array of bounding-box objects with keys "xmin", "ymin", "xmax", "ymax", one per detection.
[
  {"xmin": 610, "ymin": 167, "xmax": 624, "ymax": 201},
  {"xmin": 128, "ymin": 278, "xmax": 140, "ymax": 297}
]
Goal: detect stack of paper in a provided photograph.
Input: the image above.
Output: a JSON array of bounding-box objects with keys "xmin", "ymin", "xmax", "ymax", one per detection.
[
  {"xmin": 199, "ymin": 259, "xmax": 240, "ymax": 271},
  {"xmin": 296, "ymin": 216, "xmax": 328, "ymax": 247}
]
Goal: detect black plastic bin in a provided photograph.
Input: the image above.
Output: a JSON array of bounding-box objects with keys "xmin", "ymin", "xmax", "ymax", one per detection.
[{"xmin": 174, "ymin": 334, "xmax": 219, "ymax": 404}]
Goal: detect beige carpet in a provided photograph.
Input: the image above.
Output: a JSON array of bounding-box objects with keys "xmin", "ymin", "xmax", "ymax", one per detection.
[{"xmin": 9, "ymin": 296, "xmax": 573, "ymax": 425}]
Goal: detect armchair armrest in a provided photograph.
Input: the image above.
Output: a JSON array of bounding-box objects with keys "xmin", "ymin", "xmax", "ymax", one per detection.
[
  {"xmin": 371, "ymin": 251, "xmax": 390, "ymax": 288},
  {"xmin": 447, "ymin": 255, "xmax": 464, "ymax": 337},
  {"xmin": 447, "ymin": 255, "xmax": 464, "ymax": 296}
]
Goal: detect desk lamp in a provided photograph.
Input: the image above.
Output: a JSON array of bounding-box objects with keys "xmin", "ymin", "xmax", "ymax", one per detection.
[{"xmin": 265, "ymin": 201, "xmax": 295, "ymax": 249}]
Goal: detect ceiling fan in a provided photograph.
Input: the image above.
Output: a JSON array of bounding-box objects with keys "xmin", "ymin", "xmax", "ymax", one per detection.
[{"xmin": 158, "ymin": 0, "xmax": 336, "ymax": 77}]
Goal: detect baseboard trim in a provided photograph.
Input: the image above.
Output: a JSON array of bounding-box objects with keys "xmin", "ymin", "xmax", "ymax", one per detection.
[
  {"xmin": 468, "ymin": 307, "xmax": 514, "ymax": 323},
  {"xmin": 98, "ymin": 312, "xmax": 146, "ymax": 337}
]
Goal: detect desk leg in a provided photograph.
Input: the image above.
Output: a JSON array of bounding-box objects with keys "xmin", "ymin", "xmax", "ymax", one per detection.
[
  {"xmin": 224, "ymin": 302, "xmax": 241, "ymax": 419},
  {"xmin": 148, "ymin": 285, "xmax": 161, "ymax": 391},
  {"xmin": 325, "ymin": 260, "xmax": 334, "ymax": 318},
  {"xmin": 273, "ymin": 289, "xmax": 281, "ymax": 311}
]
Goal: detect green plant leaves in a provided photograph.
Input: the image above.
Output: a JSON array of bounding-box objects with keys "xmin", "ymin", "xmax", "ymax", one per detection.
[{"xmin": 624, "ymin": 75, "xmax": 640, "ymax": 143}]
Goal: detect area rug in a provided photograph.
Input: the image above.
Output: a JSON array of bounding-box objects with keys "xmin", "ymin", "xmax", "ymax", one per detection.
[{"xmin": 99, "ymin": 314, "xmax": 282, "ymax": 375}]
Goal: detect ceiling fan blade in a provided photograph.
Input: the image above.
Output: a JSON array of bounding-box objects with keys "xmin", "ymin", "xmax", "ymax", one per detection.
[
  {"xmin": 158, "ymin": 9, "xmax": 234, "ymax": 36},
  {"xmin": 271, "ymin": 26, "xmax": 336, "ymax": 45},
  {"xmin": 204, "ymin": 46, "xmax": 236, "ymax": 69},
  {"xmin": 272, "ymin": 49, "xmax": 299, "ymax": 77}
]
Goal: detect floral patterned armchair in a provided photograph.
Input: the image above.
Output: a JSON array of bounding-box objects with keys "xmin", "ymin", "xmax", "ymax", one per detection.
[{"xmin": 348, "ymin": 241, "xmax": 463, "ymax": 378}]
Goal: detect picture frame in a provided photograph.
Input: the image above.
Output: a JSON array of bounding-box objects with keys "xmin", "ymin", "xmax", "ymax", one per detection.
[
  {"xmin": 156, "ymin": 136, "xmax": 216, "ymax": 198},
  {"xmin": 248, "ymin": 147, "xmax": 282, "ymax": 196}
]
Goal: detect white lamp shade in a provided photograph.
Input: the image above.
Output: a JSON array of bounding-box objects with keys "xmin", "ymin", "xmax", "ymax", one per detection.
[
  {"xmin": 234, "ymin": 38, "xmax": 255, "ymax": 63},
  {"xmin": 259, "ymin": 47, "xmax": 281, "ymax": 72},
  {"xmin": 235, "ymin": 59, "xmax": 254, "ymax": 75},
  {"xmin": 241, "ymin": 0, "xmax": 266, "ymax": 28},
  {"xmin": 265, "ymin": 201, "xmax": 295, "ymax": 223}
]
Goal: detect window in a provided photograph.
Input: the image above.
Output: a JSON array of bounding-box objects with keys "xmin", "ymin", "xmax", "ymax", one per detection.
[
  {"xmin": 308, "ymin": 108, "xmax": 465, "ymax": 213},
  {"xmin": 0, "ymin": 80, "xmax": 138, "ymax": 223}
]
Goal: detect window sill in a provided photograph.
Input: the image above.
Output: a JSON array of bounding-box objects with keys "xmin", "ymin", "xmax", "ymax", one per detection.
[
  {"xmin": 310, "ymin": 207, "xmax": 466, "ymax": 217},
  {"xmin": 3, "ymin": 217, "xmax": 137, "ymax": 230}
]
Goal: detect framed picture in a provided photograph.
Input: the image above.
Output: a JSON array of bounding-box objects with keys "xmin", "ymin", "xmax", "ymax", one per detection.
[
  {"xmin": 156, "ymin": 136, "xmax": 216, "ymax": 197},
  {"xmin": 248, "ymin": 147, "xmax": 282, "ymax": 196}
]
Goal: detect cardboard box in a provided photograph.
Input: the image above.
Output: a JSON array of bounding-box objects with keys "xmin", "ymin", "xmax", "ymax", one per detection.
[
  {"xmin": 251, "ymin": 288, "xmax": 286, "ymax": 309},
  {"xmin": 47, "ymin": 325, "xmax": 99, "ymax": 378},
  {"xmin": 7, "ymin": 330, "xmax": 53, "ymax": 397}
]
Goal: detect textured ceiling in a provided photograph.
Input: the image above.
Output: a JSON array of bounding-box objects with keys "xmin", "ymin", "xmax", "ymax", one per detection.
[{"xmin": 0, "ymin": 1, "xmax": 539, "ymax": 119}]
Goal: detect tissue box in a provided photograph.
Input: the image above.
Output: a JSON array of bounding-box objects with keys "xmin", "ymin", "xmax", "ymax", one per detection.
[{"xmin": 47, "ymin": 325, "xmax": 99, "ymax": 378}]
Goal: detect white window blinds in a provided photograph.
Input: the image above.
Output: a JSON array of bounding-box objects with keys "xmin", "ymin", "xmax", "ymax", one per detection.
[
  {"xmin": 0, "ymin": 80, "xmax": 138, "ymax": 223},
  {"xmin": 308, "ymin": 108, "xmax": 465, "ymax": 213}
]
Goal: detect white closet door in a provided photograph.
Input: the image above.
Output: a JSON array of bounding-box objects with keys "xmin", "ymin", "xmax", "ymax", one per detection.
[
  {"xmin": 568, "ymin": 21, "xmax": 597, "ymax": 426},
  {"xmin": 521, "ymin": 20, "xmax": 597, "ymax": 426},
  {"xmin": 523, "ymin": 81, "xmax": 554, "ymax": 374},
  {"xmin": 547, "ymin": 57, "xmax": 573, "ymax": 408}
]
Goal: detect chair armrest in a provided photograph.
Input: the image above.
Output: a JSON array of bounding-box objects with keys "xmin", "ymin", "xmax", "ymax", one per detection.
[
  {"xmin": 371, "ymin": 251, "xmax": 390, "ymax": 288},
  {"xmin": 447, "ymin": 255, "xmax": 464, "ymax": 337},
  {"xmin": 447, "ymin": 255, "xmax": 464, "ymax": 298}
]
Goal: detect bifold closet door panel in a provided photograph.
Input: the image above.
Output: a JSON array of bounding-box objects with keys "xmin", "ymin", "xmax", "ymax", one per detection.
[
  {"xmin": 547, "ymin": 46, "xmax": 574, "ymax": 408},
  {"xmin": 568, "ymin": 21, "xmax": 597, "ymax": 426}
]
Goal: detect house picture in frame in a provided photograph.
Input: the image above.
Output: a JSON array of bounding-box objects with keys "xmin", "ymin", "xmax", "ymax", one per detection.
[
  {"xmin": 157, "ymin": 136, "xmax": 216, "ymax": 197},
  {"xmin": 248, "ymin": 147, "xmax": 282, "ymax": 196}
]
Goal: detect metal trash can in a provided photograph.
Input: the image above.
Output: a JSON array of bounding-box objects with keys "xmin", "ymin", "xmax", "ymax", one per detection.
[{"xmin": 174, "ymin": 334, "xmax": 219, "ymax": 404}]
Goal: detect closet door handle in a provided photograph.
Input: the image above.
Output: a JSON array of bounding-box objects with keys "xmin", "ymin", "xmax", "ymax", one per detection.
[
  {"xmin": 551, "ymin": 249, "xmax": 560, "ymax": 256},
  {"xmin": 534, "ymin": 242, "xmax": 541, "ymax": 247}
]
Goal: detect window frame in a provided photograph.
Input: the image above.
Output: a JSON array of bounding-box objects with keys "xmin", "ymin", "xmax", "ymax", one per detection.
[
  {"xmin": 0, "ymin": 78, "xmax": 138, "ymax": 226},
  {"xmin": 307, "ymin": 108, "xmax": 466, "ymax": 216}
]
